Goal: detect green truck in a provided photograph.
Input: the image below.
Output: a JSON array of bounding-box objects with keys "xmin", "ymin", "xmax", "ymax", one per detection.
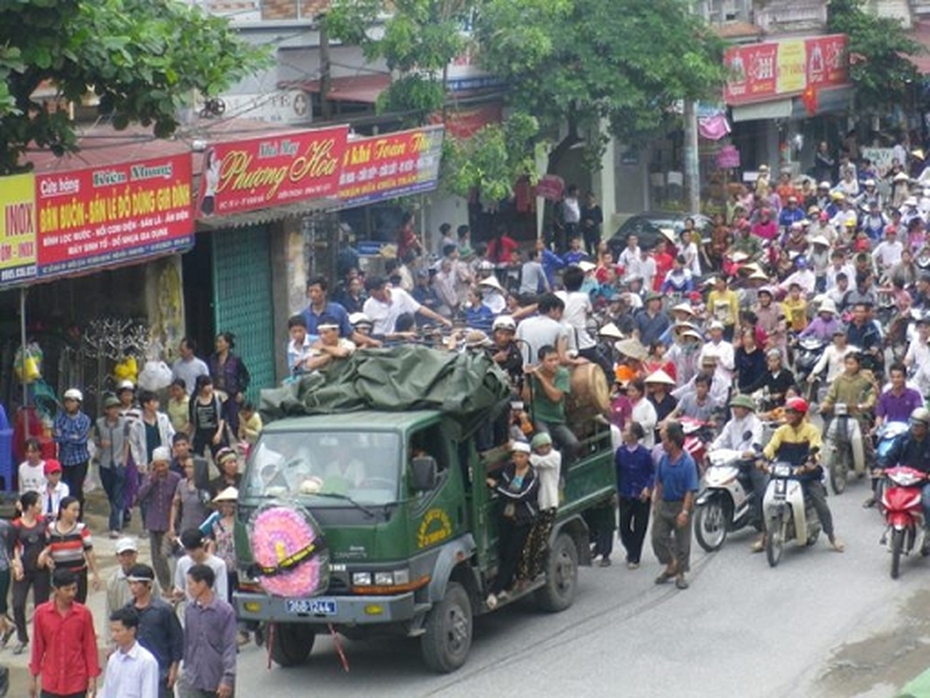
[{"xmin": 233, "ymin": 347, "xmax": 615, "ymax": 673}]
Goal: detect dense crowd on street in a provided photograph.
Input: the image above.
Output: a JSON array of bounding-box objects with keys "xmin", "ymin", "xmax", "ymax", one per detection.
[{"xmin": 16, "ymin": 136, "xmax": 930, "ymax": 695}]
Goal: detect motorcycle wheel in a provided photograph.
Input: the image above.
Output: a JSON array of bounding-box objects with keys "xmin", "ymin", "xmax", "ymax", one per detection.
[
  {"xmin": 829, "ymin": 448, "xmax": 848, "ymax": 495},
  {"xmin": 891, "ymin": 528, "xmax": 905, "ymax": 580},
  {"xmin": 766, "ymin": 515, "xmax": 784, "ymax": 568},
  {"xmin": 694, "ymin": 499, "xmax": 730, "ymax": 552}
]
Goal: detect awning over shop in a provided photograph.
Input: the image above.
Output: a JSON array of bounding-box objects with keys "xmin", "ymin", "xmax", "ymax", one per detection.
[
  {"xmin": 731, "ymin": 98, "xmax": 793, "ymax": 122},
  {"xmin": 291, "ymin": 74, "xmax": 391, "ymax": 104}
]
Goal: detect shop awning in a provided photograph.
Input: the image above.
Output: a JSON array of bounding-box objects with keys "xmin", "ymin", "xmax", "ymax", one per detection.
[
  {"xmin": 289, "ymin": 74, "xmax": 391, "ymax": 104},
  {"xmin": 905, "ymin": 21, "xmax": 930, "ymax": 74},
  {"xmin": 731, "ymin": 98, "xmax": 793, "ymax": 122}
]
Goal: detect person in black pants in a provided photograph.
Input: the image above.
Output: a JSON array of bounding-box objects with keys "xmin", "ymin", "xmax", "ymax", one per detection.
[
  {"xmin": 615, "ymin": 422, "xmax": 656, "ymax": 569},
  {"xmin": 485, "ymin": 442, "xmax": 539, "ymax": 609},
  {"xmin": 10, "ymin": 492, "xmax": 50, "ymax": 654}
]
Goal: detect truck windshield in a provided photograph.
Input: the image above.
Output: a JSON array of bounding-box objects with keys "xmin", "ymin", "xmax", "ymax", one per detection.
[{"xmin": 243, "ymin": 431, "xmax": 401, "ymax": 505}]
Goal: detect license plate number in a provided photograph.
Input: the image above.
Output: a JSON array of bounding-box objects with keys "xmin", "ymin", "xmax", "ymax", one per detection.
[
  {"xmin": 775, "ymin": 480, "xmax": 787, "ymax": 497},
  {"xmin": 285, "ymin": 598, "xmax": 337, "ymax": 615}
]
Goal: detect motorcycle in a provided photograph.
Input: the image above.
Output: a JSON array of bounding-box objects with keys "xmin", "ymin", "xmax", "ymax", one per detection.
[
  {"xmin": 879, "ymin": 465, "xmax": 928, "ymax": 579},
  {"xmin": 761, "ymin": 461, "xmax": 822, "ymax": 567},
  {"xmin": 793, "ymin": 337, "xmax": 827, "ymax": 402},
  {"xmin": 693, "ymin": 448, "xmax": 760, "ymax": 552},
  {"xmin": 681, "ymin": 417, "xmax": 715, "ymax": 470},
  {"xmin": 823, "ymin": 402, "xmax": 867, "ymax": 495}
]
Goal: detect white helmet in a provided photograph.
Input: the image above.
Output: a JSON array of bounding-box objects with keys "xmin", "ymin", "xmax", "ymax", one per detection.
[
  {"xmin": 63, "ymin": 388, "xmax": 83, "ymax": 402},
  {"xmin": 492, "ymin": 315, "xmax": 516, "ymax": 332},
  {"xmin": 911, "ymin": 407, "xmax": 930, "ymax": 426},
  {"xmin": 349, "ymin": 312, "xmax": 373, "ymax": 327}
]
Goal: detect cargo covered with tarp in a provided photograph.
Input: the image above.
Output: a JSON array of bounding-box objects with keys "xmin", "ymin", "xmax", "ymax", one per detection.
[{"xmin": 260, "ymin": 346, "xmax": 512, "ymax": 439}]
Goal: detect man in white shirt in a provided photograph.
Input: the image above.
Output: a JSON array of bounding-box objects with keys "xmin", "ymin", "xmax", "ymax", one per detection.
[
  {"xmin": 18, "ymin": 438, "xmax": 46, "ymax": 496},
  {"xmin": 102, "ymin": 607, "xmax": 160, "ymax": 698},
  {"xmin": 285, "ymin": 314, "xmax": 315, "ymax": 375},
  {"xmin": 362, "ymin": 275, "xmax": 452, "ymax": 338},
  {"xmin": 41, "ymin": 459, "xmax": 69, "ymax": 516},
  {"xmin": 618, "ymin": 235, "xmax": 643, "ymax": 280},
  {"xmin": 872, "ymin": 228, "xmax": 904, "ymax": 275},
  {"xmin": 556, "ymin": 266, "xmax": 597, "ymax": 360},
  {"xmin": 825, "ymin": 250, "xmax": 856, "ymax": 291},
  {"xmin": 515, "ymin": 293, "xmax": 572, "ymax": 365},
  {"xmin": 172, "ymin": 529, "xmax": 228, "ymax": 604},
  {"xmin": 699, "ymin": 322, "xmax": 735, "ymax": 381},
  {"xmin": 170, "ymin": 338, "xmax": 210, "ymax": 395}
]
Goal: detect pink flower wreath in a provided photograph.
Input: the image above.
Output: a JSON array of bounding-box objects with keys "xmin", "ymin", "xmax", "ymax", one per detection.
[{"xmin": 249, "ymin": 503, "xmax": 329, "ymax": 597}]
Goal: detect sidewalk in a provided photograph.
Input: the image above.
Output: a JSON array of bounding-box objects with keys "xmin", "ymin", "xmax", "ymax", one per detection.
[{"xmin": 3, "ymin": 489, "xmax": 147, "ymax": 695}]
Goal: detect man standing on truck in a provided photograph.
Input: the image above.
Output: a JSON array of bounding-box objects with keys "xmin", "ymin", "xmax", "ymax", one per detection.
[
  {"xmin": 363, "ymin": 275, "xmax": 453, "ymax": 339},
  {"xmin": 652, "ymin": 421, "xmax": 698, "ymax": 590},
  {"xmin": 523, "ymin": 345, "xmax": 579, "ymax": 475},
  {"xmin": 303, "ymin": 275, "xmax": 381, "ymax": 349}
]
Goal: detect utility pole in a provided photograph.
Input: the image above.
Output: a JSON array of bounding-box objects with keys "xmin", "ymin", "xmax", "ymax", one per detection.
[
  {"xmin": 319, "ymin": 14, "xmax": 333, "ymax": 121},
  {"xmin": 683, "ymin": 98, "xmax": 700, "ymax": 213}
]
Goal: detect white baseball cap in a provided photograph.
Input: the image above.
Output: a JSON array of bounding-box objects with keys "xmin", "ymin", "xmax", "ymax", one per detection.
[{"xmin": 63, "ymin": 388, "xmax": 83, "ymax": 402}]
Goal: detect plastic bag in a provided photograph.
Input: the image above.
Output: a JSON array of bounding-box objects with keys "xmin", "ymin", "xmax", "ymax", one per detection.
[
  {"xmin": 137, "ymin": 360, "xmax": 174, "ymax": 391},
  {"xmin": 113, "ymin": 355, "xmax": 139, "ymax": 384},
  {"xmin": 14, "ymin": 342, "xmax": 43, "ymax": 384}
]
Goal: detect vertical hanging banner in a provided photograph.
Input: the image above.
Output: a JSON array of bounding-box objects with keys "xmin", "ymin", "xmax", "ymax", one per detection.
[
  {"xmin": 337, "ymin": 126, "xmax": 445, "ymax": 207},
  {"xmin": 197, "ymin": 125, "xmax": 349, "ymax": 217},
  {"xmin": 0, "ymin": 173, "xmax": 38, "ymax": 285},
  {"xmin": 35, "ymin": 154, "xmax": 194, "ymax": 279}
]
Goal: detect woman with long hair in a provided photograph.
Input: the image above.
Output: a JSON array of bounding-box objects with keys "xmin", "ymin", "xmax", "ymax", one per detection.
[{"xmin": 189, "ymin": 374, "xmax": 228, "ymax": 457}]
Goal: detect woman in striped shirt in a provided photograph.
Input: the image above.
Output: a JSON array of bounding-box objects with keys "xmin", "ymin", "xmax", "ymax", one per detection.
[{"xmin": 39, "ymin": 496, "xmax": 102, "ymax": 603}]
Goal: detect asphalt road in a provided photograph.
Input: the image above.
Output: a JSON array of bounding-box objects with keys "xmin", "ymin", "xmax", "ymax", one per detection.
[{"xmin": 234, "ymin": 477, "xmax": 930, "ymax": 698}]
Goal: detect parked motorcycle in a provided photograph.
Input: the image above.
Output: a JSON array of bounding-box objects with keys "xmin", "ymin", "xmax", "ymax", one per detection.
[
  {"xmin": 823, "ymin": 402, "xmax": 867, "ymax": 495},
  {"xmin": 879, "ymin": 465, "xmax": 928, "ymax": 579},
  {"xmin": 693, "ymin": 448, "xmax": 760, "ymax": 552},
  {"xmin": 761, "ymin": 461, "xmax": 822, "ymax": 567}
]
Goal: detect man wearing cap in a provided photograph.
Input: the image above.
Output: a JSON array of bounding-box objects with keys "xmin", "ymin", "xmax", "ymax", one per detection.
[
  {"xmin": 173, "ymin": 528, "xmax": 228, "ymax": 604},
  {"xmin": 137, "ymin": 447, "xmax": 182, "ymax": 591},
  {"xmin": 634, "ymin": 293, "xmax": 671, "ymax": 348},
  {"xmin": 873, "ymin": 226, "xmax": 905, "ymax": 275},
  {"xmin": 127, "ymin": 563, "xmax": 183, "ymax": 698},
  {"xmin": 798, "ymin": 298, "xmax": 841, "ymax": 342},
  {"xmin": 95, "ymin": 396, "xmax": 129, "ymax": 538},
  {"xmin": 53, "ymin": 388, "xmax": 92, "ymax": 512},
  {"xmin": 41, "ymin": 460, "xmax": 69, "ymax": 517},
  {"xmin": 107, "ymin": 537, "xmax": 162, "ymax": 619}
]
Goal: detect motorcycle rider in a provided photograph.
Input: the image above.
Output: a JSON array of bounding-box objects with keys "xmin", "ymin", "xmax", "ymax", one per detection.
[
  {"xmin": 876, "ymin": 407, "xmax": 930, "ymax": 551},
  {"xmin": 711, "ymin": 394, "xmax": 766, "ymax": 537},
  {"xmin": 820, "ymin": 351, "xmax": 877, "ymax": 506},
  {"xmin": 759, "ymin": 397, "xmax": 845, "ymax": 552}
]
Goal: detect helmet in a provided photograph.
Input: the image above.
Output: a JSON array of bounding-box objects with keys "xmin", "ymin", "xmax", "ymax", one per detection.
[
  {"xmin": 910, "ymin": 407, "xmax": 930, "ymax": 426},
  {"xmin": 63, "ymin": 388, "xmax": 83, "ymax": 402},
  {"xmin": 785, "ymin": 397, "xmax": 809, "ymax": 415},
  {"xmin": 349, "ymin": 312, "xmax": 373, "ymax": 328},
  {"xmin": 492, "ymin": 315, "xmax": 516, "ymax": 332}
]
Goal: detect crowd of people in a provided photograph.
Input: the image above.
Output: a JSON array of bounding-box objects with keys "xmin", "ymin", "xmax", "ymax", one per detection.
[{"xmin": 17, "ymin": 140, "xmax": 930, "ymax": 692}]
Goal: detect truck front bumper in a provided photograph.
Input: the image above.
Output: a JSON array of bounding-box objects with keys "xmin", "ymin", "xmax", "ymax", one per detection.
[{"xmin": 235, "ymin": 590, "xmax": 417, "ymax": 625}]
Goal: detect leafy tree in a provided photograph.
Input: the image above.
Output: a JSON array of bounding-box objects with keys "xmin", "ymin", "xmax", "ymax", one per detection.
[
  {"xmin": 475, "ymin": 0, "xmax": 727, "ymax": 146},
  {"xmin": 0, "ymin": 0, "xmax": 269, "ymax": 174},
  {"xmin": 827, "ymin": 0, "xmax": 920, "ymax": 111}
]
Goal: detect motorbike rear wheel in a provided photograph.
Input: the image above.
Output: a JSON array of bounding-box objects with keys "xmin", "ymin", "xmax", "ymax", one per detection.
[
  {"xmin": 766, "ymin": 515, "xmax": 785, "ymax": 568},
  {"xmin": 829, "ymin": 447, "xmax": 849, "ymax": 495},
  {"xmin": 694, "ymin": 498, "xmax": 730, "ymax": 552},
  {"xmin": 891, "ymin": 528, "xmax": 905, "ymax": 580}
]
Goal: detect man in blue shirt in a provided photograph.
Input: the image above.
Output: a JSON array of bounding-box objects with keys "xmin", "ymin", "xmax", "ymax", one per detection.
[
  {"xmin": 652, "ymin": 421, "xmax": 698, "ymax": 590},
  {"xmin": 302, "ymin": 276, "xmax": 379, "ymax": 349}
]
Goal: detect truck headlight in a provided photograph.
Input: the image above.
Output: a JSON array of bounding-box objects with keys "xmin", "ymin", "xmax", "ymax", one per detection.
[
  {"xmin": 352, "ymin": 572, "xmax": 372, "ymax": 586},
  {"xmin": 393, "ymin": 569, "xmax": 410, "ymax": 585},
  {"xmin": 374, "ymin": 572, "xmax": 394, "ymax": 586}
]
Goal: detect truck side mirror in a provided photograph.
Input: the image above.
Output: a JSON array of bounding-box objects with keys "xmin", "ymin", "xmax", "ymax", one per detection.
[{"xmin": 411, "ymin": 457, "xmax": 438, "ymax": 492}]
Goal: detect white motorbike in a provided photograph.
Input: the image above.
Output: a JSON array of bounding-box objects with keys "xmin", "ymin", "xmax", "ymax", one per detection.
[
  {"xmin": 762, "ymin": 461, "xmax": 823, "ymax": 567},
  {"xmin": 694, "ymin": 448, "xmax": 760, "ymax": 552}
]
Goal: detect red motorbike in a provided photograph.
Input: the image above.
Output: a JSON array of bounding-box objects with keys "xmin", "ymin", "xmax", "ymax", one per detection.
[
  {"xmin": 880, "ymin": 465, "xmax": 928, "ymax": 579},
  {"xmin": 681, "ymin": 417, "xmax": 714, "ymax": 474}
]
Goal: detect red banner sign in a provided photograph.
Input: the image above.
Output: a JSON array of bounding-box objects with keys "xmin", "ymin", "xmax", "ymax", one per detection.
[
  {"xmin": 197, "ymin": 125, "xmax": 349, "ymax": 217},
  {"xmin": 337, "ymin": 126, "xmax": 444, "ymax": 207},
  {"xmin": 724, "ymin": 34, "xmax": 848, "ymax": 106},
  {"xmin": 35, "ymin": 154, "xmax": 193, "ymax": 279}
]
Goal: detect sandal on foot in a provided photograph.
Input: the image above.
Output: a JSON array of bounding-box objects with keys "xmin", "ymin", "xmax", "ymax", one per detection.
[
  {"xmin": 654, "ymin": 571, "xmax": 674, "ymax": 585},
  {"xmin": 675, "ymin": 575, "xmax": 689, "ymax": 590}
]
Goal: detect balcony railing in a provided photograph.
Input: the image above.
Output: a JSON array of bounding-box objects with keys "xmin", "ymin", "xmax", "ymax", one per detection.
[
  {"xmin": 194, "ymin": 0, "xmax": 327, "ymax": 23},
  {"xmin": 753, "ymin": 0, "xmax": 828, "ymax": 33}
]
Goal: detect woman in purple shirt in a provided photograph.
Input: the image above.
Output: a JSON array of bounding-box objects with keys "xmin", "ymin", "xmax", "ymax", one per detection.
[
  {"xmin": 615, "ymin": 422, "xmax": 655, "ymax": 569},
  {"xmin": 208, "ymin": 332, "xmax": 250, "ymax": 437}
]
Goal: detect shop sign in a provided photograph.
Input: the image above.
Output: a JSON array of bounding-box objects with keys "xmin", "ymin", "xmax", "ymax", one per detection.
[
  {"xmin": 35, "ymin": 154, "xmax": 194, "ymax": 279},
  {"xmin": 197, "ymin": 125, "xmax": 349, "ymax": 218},
  {"xmin": 0, "ymin": 173, "xmax": 38, "ymax": 285},
  {"xmin": 337, "ymin": 126, "xmax": 444, "ymax": 207},
  {"xmin": 724, "ymin": 34, "xmax": 848, "ymax": 106}
]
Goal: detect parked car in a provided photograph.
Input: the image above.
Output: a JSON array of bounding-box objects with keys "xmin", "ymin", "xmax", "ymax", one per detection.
[{"xmin": 607, "ymin": 212, "xmax": 713, "ymax": 257}]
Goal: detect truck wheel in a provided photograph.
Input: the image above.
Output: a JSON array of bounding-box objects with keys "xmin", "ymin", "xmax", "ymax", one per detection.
[
  {"xmin": 421, "ymin": 581, "xmax": 472, "ymax": 673},
  {"xmin": 270, "ymin": 623, "xmax": 316, "ymax": 667},
  {"xmin": 535, "ymin": 532, "xmax": 578, "ymax": 613}
]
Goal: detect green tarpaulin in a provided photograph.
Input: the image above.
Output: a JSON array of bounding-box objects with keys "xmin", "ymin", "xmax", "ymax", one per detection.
[{"xmin": 260, "ymin": 346, "xmax": 512, "ymax": 439}]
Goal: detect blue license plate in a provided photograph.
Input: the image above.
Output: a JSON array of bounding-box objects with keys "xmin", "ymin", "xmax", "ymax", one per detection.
[{"xmin": 285, "ymin": 598, "xmax": 337, "ymax": 615}]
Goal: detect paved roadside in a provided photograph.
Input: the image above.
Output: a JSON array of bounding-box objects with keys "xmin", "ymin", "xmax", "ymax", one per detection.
[{"xmin": 3, "ymin": 489, "xmax": 152, "ymax": 695}]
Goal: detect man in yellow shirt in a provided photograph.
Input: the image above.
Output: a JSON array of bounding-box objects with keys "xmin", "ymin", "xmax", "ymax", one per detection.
[
  {"xmin": 758, "ymin": 397, "xmax": 845, "ymax": 553},
  {"xmin": 781, "ymin": 282, "xmax": 809, "ymax": 333},
  {"xmin": 707, "ymin": 276, "xmax": 739, "ymax": 342}
]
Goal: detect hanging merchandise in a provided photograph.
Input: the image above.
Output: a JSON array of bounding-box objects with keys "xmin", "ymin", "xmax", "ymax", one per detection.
[
  {"xmin": 13, "ymin": 342, "xmax": 43, "ymax": 384},
  {"xmin": 698, "ymin": 115, "xmax": 731, "ymax": 141},
  {"xmin": 137, "ymin": 360, "xmax": 174, "ymax": 392}
]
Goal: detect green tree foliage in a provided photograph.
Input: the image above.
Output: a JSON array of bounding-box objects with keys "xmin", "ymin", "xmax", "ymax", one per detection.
[
  {"xmin": 827, "ymin": 0, "xmax": 920, "ymax": 110},
  {"xmin": 0, "ymin": 0, "xmax": 269, "ymax": 174}
]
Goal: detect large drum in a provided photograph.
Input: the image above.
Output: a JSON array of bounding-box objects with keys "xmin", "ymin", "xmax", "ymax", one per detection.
[{"xmin": 566, "ymin": 363, "xmax": 610, "ymax": 429}]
